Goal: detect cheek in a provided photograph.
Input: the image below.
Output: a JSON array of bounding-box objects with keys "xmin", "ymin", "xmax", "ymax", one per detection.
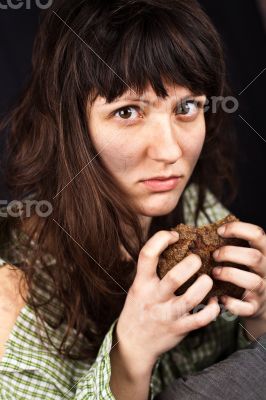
[
  {"xmin": 182, "ymin": 120, "xmax": 206, "ymax": 161},
  {"xmin": 102, "ymin": 146, "xmax": 137, "ymax": 174},
  {"xmin": 90, "ymin": 127, "xmax": 140, "ymax": 174}
]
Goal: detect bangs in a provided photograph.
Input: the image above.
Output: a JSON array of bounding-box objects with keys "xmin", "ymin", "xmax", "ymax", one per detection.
[{"xmin": 85, "ymin": 3, "xmax": 223, "ymax": 103}]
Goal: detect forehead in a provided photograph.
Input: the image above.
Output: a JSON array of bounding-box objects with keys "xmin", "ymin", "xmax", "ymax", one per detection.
[{"xmin": 93, "ymin": 83, "xmax": 196, "ymax": 107}]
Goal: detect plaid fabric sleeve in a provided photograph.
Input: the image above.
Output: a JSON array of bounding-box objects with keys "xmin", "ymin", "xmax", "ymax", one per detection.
[
  {"xmin": 75, "ymin": 318, "xmax": 160, "ymax": 400},
  {"xmin": 75, "ymin": 318, "xmax": 118, "ymax": 399}
]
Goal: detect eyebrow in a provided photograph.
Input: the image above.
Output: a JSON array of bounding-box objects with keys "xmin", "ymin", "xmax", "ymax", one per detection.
[{"xmin": 103, "ymin": 93, "xmax": 203, "ymax": 107}]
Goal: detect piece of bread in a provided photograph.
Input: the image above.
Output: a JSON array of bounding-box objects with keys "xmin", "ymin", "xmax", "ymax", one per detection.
[{"xmin": 157, "ymin": 214, "xmax": 250, "ymax": 304}]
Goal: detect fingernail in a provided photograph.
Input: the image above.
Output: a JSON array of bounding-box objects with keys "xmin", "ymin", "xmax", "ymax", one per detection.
[
  {"xmin": 213, "ymin": 267, "xmax": 222, "ymax": 275},
  {"xmin": 171, "ymin": 231, "xmax": 179, "ymax": 238},
  {"xmin": 213, "ymin": 249, "xmax": 220, "ymax": 258},
  {"xmin": 217, "ymin": 226, "xmax": 225, "ymax": 235}
]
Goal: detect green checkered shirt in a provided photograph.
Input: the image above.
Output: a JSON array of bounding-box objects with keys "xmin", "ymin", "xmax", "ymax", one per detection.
[{"xmin": 0, "ymin": 183, "xmax": 251, "ymax": 399}]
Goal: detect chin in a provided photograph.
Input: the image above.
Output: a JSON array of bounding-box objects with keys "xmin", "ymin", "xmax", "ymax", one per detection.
[{"xmin": 138, "ymin": 194, "xmax": 179, "ymax": 217}]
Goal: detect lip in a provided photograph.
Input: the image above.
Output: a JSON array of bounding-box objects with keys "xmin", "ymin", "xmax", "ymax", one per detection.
[
  {"xmin": 142, "ymin": 177, "xmax": 181, "ymax": 191},
  {"xmin": 142, "ymin": 175, "xmax": 181, "ymax": 181}
]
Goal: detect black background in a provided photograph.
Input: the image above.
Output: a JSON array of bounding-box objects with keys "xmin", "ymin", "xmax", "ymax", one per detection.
[{"xmin": 0, "ymin": 0, "xmax": 265, "ymax": 229}]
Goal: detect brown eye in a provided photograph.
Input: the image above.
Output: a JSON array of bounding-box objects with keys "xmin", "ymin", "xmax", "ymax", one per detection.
[
  {"xmin": 114, "ymin": 106, "xmax": 140, "ymax": 120},
  {"xmin": 177, "ymin": 100, "xmax": 199, "ymax": 116}
]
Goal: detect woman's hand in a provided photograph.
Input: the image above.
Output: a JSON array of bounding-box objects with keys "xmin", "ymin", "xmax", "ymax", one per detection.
[
  {"xmin": 113, "ymin": 230, "xmax": 220, "ymax": 375},
  {"xmin": 212, "ymin": 221, "xmax": 266, "ymax": 338}
]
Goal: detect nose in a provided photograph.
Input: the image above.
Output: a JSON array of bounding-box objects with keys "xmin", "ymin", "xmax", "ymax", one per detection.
[{"xmin": 147, "ymin": 116, "xmax": 182, "ymax": 163}]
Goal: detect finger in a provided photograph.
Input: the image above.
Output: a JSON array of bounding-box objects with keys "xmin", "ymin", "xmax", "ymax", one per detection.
[
  {"xmin": 174, "ymin": 274, "xmax": 214, "ymax": 314},
  {"xmin": 217, "ymin": 221, "xmax": 266, "ymax": 256},
  {"xmin": 158, "ymin": 254, "xmax": 202, "ymax": 301},
  {"xmin": 212, "ymin": 267, "xmax": 266, "ymax": 294},
  {"xmin": 221, "ymin": 295, "xmax": 260, "ymax": 317},
  {"xmin": 213, "ymin": 246, "xmax": 265, "ymax": 276},
  {"xmin": 175, "ymin": 297, "xmax": 220, "ymax": 335},
  {"xmin": 137, "ymin": 230, "xmax": 179, "ymax": 280}
]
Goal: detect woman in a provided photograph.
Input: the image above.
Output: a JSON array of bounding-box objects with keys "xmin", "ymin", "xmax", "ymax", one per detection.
[{"xmin": 0, "ymin": 0, "xmax": 265, "ymax": 399}]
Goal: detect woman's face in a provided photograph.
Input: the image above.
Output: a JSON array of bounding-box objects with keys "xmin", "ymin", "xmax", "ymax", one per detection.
[{"xmin": 88, "ymin": 82, "xmax": 206, "ymax": 220}]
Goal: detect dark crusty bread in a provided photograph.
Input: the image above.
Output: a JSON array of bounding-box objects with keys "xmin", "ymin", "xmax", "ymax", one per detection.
[{"xmin": 157, "ymin": 214, "xmax": 250, "ymax": 304}]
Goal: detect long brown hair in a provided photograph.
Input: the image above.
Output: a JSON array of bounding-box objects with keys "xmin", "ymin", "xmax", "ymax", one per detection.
[{"xmin": 0, "ymin": 0, "xmax": 239, "ymax": 361}]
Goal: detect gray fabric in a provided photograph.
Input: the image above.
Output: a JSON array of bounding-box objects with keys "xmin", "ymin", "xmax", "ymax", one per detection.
[{"xmin": 155, "ymin": 333, "xmax": 266, "ymax": 400}]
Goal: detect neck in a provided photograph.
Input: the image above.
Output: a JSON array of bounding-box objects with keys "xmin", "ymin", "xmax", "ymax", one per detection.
[
  {"xmin": 139, "ymin": 215, "xmax": 152, "ymax": 239},
  {"xmin": 119, "ymin": 215, "xmax": 152, "ymax": 262}
]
